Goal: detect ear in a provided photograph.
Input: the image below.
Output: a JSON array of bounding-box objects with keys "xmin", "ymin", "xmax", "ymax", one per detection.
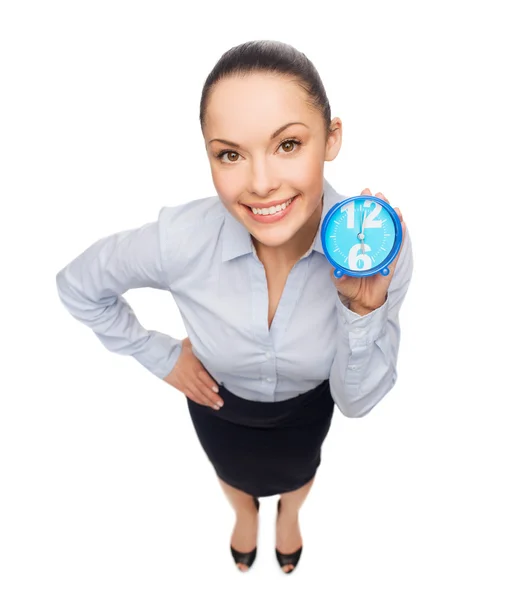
[{"xmin": 324, "ymin": 117, "xmax": 342, "ymax": 162}]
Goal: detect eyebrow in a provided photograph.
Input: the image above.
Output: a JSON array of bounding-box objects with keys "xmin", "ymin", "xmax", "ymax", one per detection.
[{"xmin": 208, "ymin": 121, "xmax": 309, "ymax": 148}]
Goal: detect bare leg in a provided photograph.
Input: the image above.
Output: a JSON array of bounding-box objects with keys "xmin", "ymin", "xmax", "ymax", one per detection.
[
  {"xmin": 218, "ymin": 477, "xmax": 259, "ymax": 572},
  {"xmin": 276, "ymin": 476, "xmax": 315, "ymax": 572}
]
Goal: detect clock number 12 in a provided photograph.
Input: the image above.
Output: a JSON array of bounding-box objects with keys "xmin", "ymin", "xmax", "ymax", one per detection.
[{"xmin": 342, "ymin": 200, "xmax": 383, "ymax": 229}]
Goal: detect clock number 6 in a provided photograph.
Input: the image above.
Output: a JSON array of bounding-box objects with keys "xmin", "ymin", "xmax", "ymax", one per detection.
[{"xmin": 349, "ymin": 243, "xmax": 372, "ymax": 270}]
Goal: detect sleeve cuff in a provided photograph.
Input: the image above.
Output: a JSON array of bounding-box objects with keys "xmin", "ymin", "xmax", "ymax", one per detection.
[
  {"xmin": 131, "ymin": 331, "xmax": 183, "ymax": 379},
  {"xmin": 336, "ymin": 292, "xmax": 388, "ymax": 347}
]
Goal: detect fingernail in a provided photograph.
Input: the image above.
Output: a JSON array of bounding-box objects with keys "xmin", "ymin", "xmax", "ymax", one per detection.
[
  {"xmin": 217, "ymin": 401, "xmax": 224, "ymax": 408},
  {"xmin": 212, "ymin": 385, "xmax": 219, "ymax": 393}
]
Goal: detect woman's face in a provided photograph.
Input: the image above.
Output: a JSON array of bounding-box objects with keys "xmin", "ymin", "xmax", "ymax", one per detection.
[{"xmin": 203, "ymin": 72, "xmax": 342, "ymax": 257}]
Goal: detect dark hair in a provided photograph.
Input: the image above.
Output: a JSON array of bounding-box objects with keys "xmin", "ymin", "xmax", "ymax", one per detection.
[{"xmin": 199, "ymin": 40, "xmax": 332, "ymax": 139}]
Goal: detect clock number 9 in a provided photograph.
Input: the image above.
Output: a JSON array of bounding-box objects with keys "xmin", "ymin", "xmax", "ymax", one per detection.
[{"xmin": 343, "ymin": 200, "xmax": 383, "ymax": 229}]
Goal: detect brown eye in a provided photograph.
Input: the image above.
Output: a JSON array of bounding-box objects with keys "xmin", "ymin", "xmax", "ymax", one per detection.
[
  {"xmin": 217, "ymin": 150, "xmax": 239, "ymax": 163},
  {"xmin": 279, "ymin": 139, "xmax": 301, "ymax": 154},
  {"xmin": 227, "ymin": 152, "xmax": 239, "ymax": 162}
]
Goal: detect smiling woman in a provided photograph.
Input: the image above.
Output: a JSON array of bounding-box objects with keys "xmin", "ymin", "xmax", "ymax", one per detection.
[
  {"xmin": 55, "ymin": 39, "xmax": 413, "ymax": 575},
  {"xmin": 190, "ymin": 50, "xmax": 349, "ymax": 571},
  {"xmin": 201, "ymin": 70, "xmax": 342, "ymax": 267}
]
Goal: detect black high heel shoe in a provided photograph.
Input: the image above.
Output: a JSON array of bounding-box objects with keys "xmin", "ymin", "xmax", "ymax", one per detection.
[
  {"xmin": 275, "ymin": 498, "xmax": 303, "ymax": 574},
  {"xmin": 230, "ymin": 496, "xmax": 260, "ymax": 571}
]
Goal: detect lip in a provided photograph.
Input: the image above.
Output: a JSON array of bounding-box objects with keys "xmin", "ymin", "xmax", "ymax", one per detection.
[
  {"xmin": 245, "ymin": 196, "xmax": 296, "ymax": 209},
  {"xmin": 245, "ymin": 194, "xmax": 299, "ymax": 223}
]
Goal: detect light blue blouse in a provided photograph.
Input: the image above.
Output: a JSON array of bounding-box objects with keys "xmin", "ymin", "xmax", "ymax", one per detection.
[{"xmin": 55, "ymin": 178, "xmax": 413, "ymax": 417}]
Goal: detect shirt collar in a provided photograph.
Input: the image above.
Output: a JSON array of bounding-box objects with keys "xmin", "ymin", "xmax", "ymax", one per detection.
[{"xmin": 221, "ymin": 177, "xmax": 346, "ymax": 262}]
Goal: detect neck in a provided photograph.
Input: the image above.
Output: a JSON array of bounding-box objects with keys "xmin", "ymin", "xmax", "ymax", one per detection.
[{"xmin": 253, "ymin": 192, "xmax": 324, "ymax": 268}]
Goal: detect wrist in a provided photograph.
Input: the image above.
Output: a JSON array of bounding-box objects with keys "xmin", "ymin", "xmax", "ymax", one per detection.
[
  {"xmin": 349, "ymin": 293, "xmax": 388, "ymax": 316},
  {"xmin": 349, "ymin": 303, "xmax": 374, "ymax": 316}
]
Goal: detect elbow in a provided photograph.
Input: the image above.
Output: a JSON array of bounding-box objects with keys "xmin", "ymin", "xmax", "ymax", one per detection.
[
  {"xmin": 340, "ymin": 402, "xmax": 374, "ymax": 419},
  {"xmin": 55, "ymin": 268, "xmax": 67, "ymax": 299},
  {"xmin": 55, "ymin": 267, "xmax": 75, "ymax": 306},
  {"xmin": 55, "ymin": 266, "xmax": 87, "ymax": 314},
  {"xmin": 55, "ymin": 264, "xmax": 70, "ymax": 290}
]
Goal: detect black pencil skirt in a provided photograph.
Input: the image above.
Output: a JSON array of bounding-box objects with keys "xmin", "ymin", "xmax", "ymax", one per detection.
[{"xmin": 185, "ymin": 379, "xmax": 335, "ymax": 497}]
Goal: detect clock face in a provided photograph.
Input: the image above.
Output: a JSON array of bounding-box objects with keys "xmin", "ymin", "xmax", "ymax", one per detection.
[{"xmin": 321, "ymin": 196, "xmax": 402, "ymax": 276}]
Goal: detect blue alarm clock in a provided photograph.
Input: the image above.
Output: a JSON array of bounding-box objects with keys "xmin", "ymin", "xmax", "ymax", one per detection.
[{"xmin": 321, "ymin": 194, "xmax": 403, "ymax": 278}]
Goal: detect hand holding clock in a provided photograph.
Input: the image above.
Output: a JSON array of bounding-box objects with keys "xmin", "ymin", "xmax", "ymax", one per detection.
[{"xmin": 329, "ymin": 188, "xmax": 407, "ymax": 316}]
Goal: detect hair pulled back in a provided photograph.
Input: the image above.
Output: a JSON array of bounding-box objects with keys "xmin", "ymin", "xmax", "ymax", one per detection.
[{"xmin": 199, "ymin": 40, "xmax": 332, "ymax": 138}]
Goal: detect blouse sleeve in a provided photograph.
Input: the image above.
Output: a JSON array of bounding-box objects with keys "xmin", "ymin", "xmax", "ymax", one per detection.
[
  {"xmin": 329, "ymin": 226, "xmax": 414, "ymax": 417},
  {"xmin": 55, "ymin": 209, "xmax": 182, "ymax": 379}
]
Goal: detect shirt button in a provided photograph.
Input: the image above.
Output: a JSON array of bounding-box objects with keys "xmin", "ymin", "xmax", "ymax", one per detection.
[
  {"xmin": 266, "ymin": 377, "xmax": 273, "ymax": 382},
  {"xmin": 349, "ymin": 365, "xmax": 357, "ymax": 370},
  {"xmin": 265, "ymin": 352, "xmax": 271, "ymax": 359}
]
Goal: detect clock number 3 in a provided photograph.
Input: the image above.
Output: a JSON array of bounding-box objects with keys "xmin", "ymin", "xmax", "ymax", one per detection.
[{"xmin": 343, "ymin": 200, "xmax": 383, "ymax": 229}]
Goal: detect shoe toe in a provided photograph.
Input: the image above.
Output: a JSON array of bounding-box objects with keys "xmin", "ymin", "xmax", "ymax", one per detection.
[
  {"xmin": 275, "ymin": 546, "xmax": 302, "ymax": 573},
  {"xmin": 231, "ymin": 545, "xmax": 257, "ymax": 570}
]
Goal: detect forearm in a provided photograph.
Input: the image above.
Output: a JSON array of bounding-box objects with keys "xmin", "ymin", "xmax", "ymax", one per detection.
[
  {"xmin": 331, "ymin": 228, "xmax": 413, "ymax": 417},
  {"xmin": 330, "ymin": 296, "xmax": 397, "ymax": 417},
  {"xmin": 55, "ymin": 219, "xmax": 182, "ymax": 379}
]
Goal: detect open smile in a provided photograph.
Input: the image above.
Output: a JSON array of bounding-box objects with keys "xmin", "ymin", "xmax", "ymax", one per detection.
[{"xmin": 245, "ymin": 194, "xmax": 299, "ymax": 223}]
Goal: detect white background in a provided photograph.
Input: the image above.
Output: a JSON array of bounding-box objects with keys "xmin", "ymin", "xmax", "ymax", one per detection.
[{"xmin": 1, "ymin": 0, "xmax": 516, "ymax": 598}]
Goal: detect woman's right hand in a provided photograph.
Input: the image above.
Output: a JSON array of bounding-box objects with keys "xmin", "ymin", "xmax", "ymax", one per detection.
[{"xmin": 162, "ymin": 337, "xmax": 224, "ymax": 410}]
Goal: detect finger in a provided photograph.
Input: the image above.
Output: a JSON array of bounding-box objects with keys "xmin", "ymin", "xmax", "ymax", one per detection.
[
  {"xmin": 197, "ymin": 372, "xmax": 224, "ymax": 408},
  {"xmin": 389, "ymin": 221, "xmax": 407, "ymax": 270},
  {"xmin": 375, "ymin": 192, "xmax": 390, "ymax": 204},
  {"xmin": 375, "ymin": 193, "xmax": 403, "ymax": 223},
  {"xmin": 198, "ymin": 370, "xmax": 220, "ymax": 394},
  {"xmin": 183, "ymin": 380, "xmax": 216, "ymax": 409},
  {"xmin": 204, "ymin": 386, "xmax": 224, "ymax": 408},
  {"xmin": 361, "ymin": 188, "xmax": 371, "ymax": 196},
  {"xmin": 198, "ymin": 371, "xmax": 224, "ymax": 405},
  {"xmin": 191, "ymin": 383, "xmax": 222, "ymax": 410}
]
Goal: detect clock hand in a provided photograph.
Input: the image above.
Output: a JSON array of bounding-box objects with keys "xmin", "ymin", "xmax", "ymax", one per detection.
[{"xmin": 359, "ymin": 207, "xmax": 367, "ymax": 254}]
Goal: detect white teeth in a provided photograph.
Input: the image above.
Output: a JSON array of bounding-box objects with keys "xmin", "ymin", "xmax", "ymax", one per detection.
[{"xmin": 251, "ymin": 196, "xmax": 294, "ymax": 215}]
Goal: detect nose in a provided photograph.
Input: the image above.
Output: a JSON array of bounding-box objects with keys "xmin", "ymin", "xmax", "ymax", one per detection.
[{"xmin": 247, "ymin": 156, "xmax": 280, "ymax": 199}]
